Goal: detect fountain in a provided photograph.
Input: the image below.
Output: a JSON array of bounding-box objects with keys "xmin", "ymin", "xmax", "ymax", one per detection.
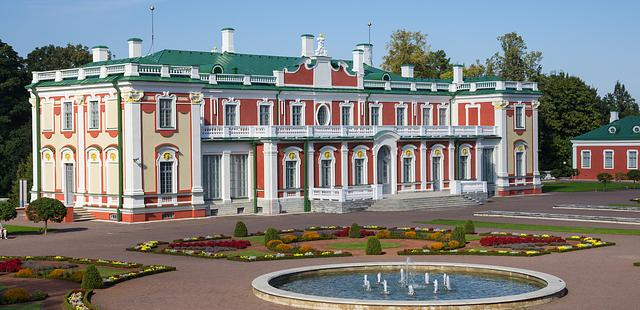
[{"xmin": 252, "ymin": 262, "xmax": 567, "ymax": 309}]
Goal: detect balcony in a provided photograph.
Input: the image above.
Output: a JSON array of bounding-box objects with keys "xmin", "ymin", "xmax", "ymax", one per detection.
[{"xmin": 200, "ymin": 125, "xmax": 497, "ymax": 140}]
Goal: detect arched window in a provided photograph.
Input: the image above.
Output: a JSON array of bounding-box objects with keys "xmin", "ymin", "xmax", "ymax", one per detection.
[
  {"xmin": 514, "ymin": 142, "xmax": 527, "ymax": 177},
  {"xmin": 316, "ymin": 103, "xmax": 330, "ymax": 126},
  {"xmin": 41, "ymin": 148, "xmax": 55, "ymax": 193},
  {"xmin": 352, "ymin": 146, "xmax": 369, "ymax": 186},
  {"xmin": 318, "ymin": 147, "xmax": 336, "ymax": 188},
  {"xmin": 86, "ymin": 148, "xmax": 102, "ymax": 195},
  {"xmin": 212, "ymin": 65, "xmax": 223, "ymax": 74},
  {"xmin": 430, "ymin": 145, "xmax": 445, "ymax": 190},
  {"xmin": 104, "ymin": 148, "xmax": 119, "ymax": 205},
  {"xmin": 458, "ymin": 145, "xmax": 472, "ymax": 180},
  {"xmin": 157, "ymin": 147, "xmax": 178, "ymax": 197},
  {"xmin": 401, "ymin": 146, "xmax": 416, "ymax": 183},
  {"xmin": 283, "ymin": 147, "xmax": 301, "ymax": 190}
]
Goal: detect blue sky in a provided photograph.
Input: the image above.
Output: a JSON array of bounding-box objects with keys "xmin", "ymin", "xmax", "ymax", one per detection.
[{"xmin": 1, "ymin": 0, "xmax": 638, "ymax": 98}]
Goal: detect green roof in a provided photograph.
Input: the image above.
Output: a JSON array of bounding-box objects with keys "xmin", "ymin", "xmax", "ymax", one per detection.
[{"xmin": 574, "ymin": 116, "xmax": 640, "ymax": 141}]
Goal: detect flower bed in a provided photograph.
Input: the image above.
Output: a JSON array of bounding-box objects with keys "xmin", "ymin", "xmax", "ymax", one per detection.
[
  {"xmin": 227, "ymin": 250, "xmax": 352, "ymax": 262},
  {"xmin": 170, "ymin": 234, "xmax": 230, "ymax": 243},
  {"xmin": 1, "ymin": 287, "xmax": 48, "ymax": 306},
  {"xmin": 0, "ymin": 258, "xmax": 22, "ymax": 272},
  {"xmin": 479, "ymin": 235, "xmax": 566, "ymax": 246},
  {"xmin": 64, "ymin": 289, "xmax": 95, "ymax": 310},
  {"xmin": 0, "ymin": 256, "xmax": 141, "ymax": 268},
  {"xmin": 550, "ymin": 236, "xmax": 614, "ymax": 252},
  {"xmin": 398, "ymin": 248, "xmax": 548, "ymax": 257},
  {"xmin": 127, "ymin": 240, "xmax": 167, "ymax": 252},
  {"xmin": 102, "ymin": 265, "xmax": 175, "ymax": 287},
  {"xmin": 168, "ymin": 239, "xmax": 251, "ymax": 250},
  {"xmin": 161, "ymin": 248, "xmax": 228, "ymax": 259}
]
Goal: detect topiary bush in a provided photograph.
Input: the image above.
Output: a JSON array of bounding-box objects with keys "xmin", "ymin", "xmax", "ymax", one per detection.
[
  {"xmin": 464, "ymin": 220, "xmax": 475, "ymax": 234},
  {"xmin": 452, "ymin": 226, "xmax": 466, "ymax": 244},
  {"xmin": 274, "ymin": 243, "xmax": 293, "ymax": 253},
  {"xmin": 81, "ymin": 265, "xmax": 103, "ymax": 289},
  {"xmin": 266, "ymin": 239, "xmax": 283, "ymax": 249},
  {"xmin": 430, "ymin": 242, "xmax": 444, "ymax": 251},
  {"xmin": 348, "ymin": 223, "xmax": 361, "ymax": 238},
  {"xmin": 233, "ymin": 221, "xmax": 248, "ymax": 237},
  {"xmin": 365, "ymin": 237, "xmax": 383, "ymax": 255},
  {"xmin": 2, "ymin": 288, "xmax": 30, "ymax": 304},
  {"xmin": 264, "ymin": 227, "xmax": 280, "ymax": 246}
]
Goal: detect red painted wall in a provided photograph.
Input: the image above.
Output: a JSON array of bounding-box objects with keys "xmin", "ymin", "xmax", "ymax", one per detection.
[
  {"xmin": 331, "ymin": 67, "xmax": 357, "ymax": 87},
  {"xmin": 575, "ymin": 145, "xmax": 639, "ymax": 180},
  {"xmin": 284, "ymin": 65, "xmax": 314, "ymax": 85}
]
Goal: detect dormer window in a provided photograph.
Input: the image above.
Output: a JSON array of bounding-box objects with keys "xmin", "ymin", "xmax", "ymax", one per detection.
[
  {"xmin": 213, "ymin": 65, "xmax": 223, "ymax": 74},
  {"xmin": 633, "ymin": 126, "xmax": 640, "ymax": 134},
  {"xmin": 608, "ymin": 126, "xmax": 617, "ymax": 134}
]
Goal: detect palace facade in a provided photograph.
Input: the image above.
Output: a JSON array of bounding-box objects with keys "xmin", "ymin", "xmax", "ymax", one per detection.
[{"xmin": 27, "ymin": 29, "xmax": 542, "ymax": 222}]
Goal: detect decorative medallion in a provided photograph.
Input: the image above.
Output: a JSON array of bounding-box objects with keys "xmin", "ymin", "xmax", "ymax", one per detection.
[
  {"xmin": 356, "ymin": 150, "xmax": 364, "ymax": 158},
  {"xmin": 44, "ymin": 153, "xmax": 51, "ymax": 161},
  {"xmin": 64, "ymin": 153, "xmax": 71, "ymax": 161},
  {"xmin": 405, "ymin": 149, "xmax": 412, "ymax": 156},
  {"xmin": 462, "ymin": 148, "xmax": 469, "ymax": 156},
  {"xmin": 434, "ymin": 149, "xmax": 441, "ymax": 156},
  {"xmin": 288, "ymin": 152, "xmax": 296, "ymax": 160},
  {"xmin": 189, "ymin": 92, "xmax": 204, "ymax": 104},
  {"xmin": 110, "ymin": 152, "xmax": 116, "ymax": 161},
  {"xmin": 90, "ymin": 153, "xmax": 97, "ymax": 161},
  {"xmin": 324, "ymin": 151, "xmax": 331, "ymax": 159},
  {"xmin": 124, "ymin": 90, "xmax": 144, "ymax": 103},
  {"xmin": 517, "ymin": 145, "xmax": 524, "ymax": 152},
  {"xmin": 163, "ymin": 152, "xmax": 173, "ymax": 160}
]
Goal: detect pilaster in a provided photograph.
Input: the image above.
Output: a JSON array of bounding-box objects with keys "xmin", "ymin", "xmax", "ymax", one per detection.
[
  {"xmin": 75, "ymin": 96, "xmax": 86, "ymax": 208},
  {"xmin": 476, "ymin": 138, "xmax": 483, "ymax": 181},
  {"xmin": 341, "ymin": 142, "xmax": 348, "ymax": 188},
  {"xmin": 190, "ymin": 92, "xmax": 205, "ymax": 205},
  {"xmin": 420, "ymin": 141, "xmax": 427, "ymax": 190},
  {"xmin": 123, "ymin": 91, "xmax": 145, "ymax": 209}
]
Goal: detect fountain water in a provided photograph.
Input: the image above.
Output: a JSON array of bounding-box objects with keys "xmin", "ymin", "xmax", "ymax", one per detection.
[
  {"xmin": 407, "ymin": 285, "xmax": 415, "ymax": 296},
  {"xmin": 433, "ymin": 279, "xmax": 438, "ymax": 293},
  {"xmin": 399, "ymin": 268, "xmax": 405, "ymax": 284},
  {"xmin": 424, "ymin": 272, "xmax": 429, "ymax": 285},
  {"xmin": 377, "ymin": 272, "xmax": 381, "ymax": 284},
  {"xmin": 382, "ymin": 280, "xmax": 389, "ymax": 295},
  {"xmin": 445, "ymin": 275, "xmax": 452, "ymax": 291}
]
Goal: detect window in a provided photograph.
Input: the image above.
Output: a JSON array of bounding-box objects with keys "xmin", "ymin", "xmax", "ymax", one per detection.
[
  {"xmin": 354, "ymin": 158, "xmax": 365, "ymax": 185},
  {"xmin": 401, "ymin": 148, "xmax": 415, "ymax": 183},
  {"xmin": 62, "ymin": 101, "xmax": 73, "ymax": 130},
  {"xmin": 320, "ymin": 159, "xmax": 332, "ymax": 188},
  {"xmin": 203, "ymin": 155, "xmax": 221, "ymax": 200},
  {"xmin": 230, "ymin": 154, "xmax": 247, "ymax": 198},
  {"xmin": 89, "ymin": 100, "xmax": 100, "ymax": 129},
  {"xmin": 258, "ymin": 104, "xmax": 271, "ymax": 126},
  {"xmin": 515, "ymin": 106, "xmax": 525, "ymax": 129},
  {"xmin": 285, "ymin": 161, "xmax": 297, "ymax": 189},
  {"xmin": 422, "ymin": 106, "xmax": 431, "ymax": 126},
  {"xmin": 341, "ymin": 105, "xmax": 352, "ymax": 125},
  {"xmin": 396, "ymin": 106, "xmax": 406, "ymax": 125},
  {"xmin": 515, "ymin": 151, "xmax": 525, "ymax": 177},
  {"xmin": 581, "ymin": 150, "xmax": 591, "ymax": 169},
  {"xmin": 370, "ymin": 106, "xmax": 380, "ymax": 125},
  {"xmin": 459, "ymin": 148, "xmax": 470, "ymax": 180},
  {"xmin": 604, "ymin": 150, "xmax": 614, "ymax": 169},
  {"xmin": 158, "ymin": 98, "xmax": 173, "ymax": 129},
  {"xmin": 224, "ymin": 104, "xmax": 238, "ymax": 126},
  {"xmin": 316, "ymin": 104, "xmax": 330, "ymax": 125},
  {"xmin": 291, "ymin": 105, "xmax": 303, "ymax": 126},
  {"xmin": 159, "ymin": 162, "xmax": 173, "ymax": 194},
  {"xmin": 629, "ymin": 150, "xmax": 638, "ymax": 169},
  {"xmin": 438, "ymin": 107, "xmax": 447, "ymax": 125}
]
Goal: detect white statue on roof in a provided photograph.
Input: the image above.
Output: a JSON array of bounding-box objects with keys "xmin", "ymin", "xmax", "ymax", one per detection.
[{"xmin": 315, "ymin": 33, "xmax": 327, "ymax": 56}]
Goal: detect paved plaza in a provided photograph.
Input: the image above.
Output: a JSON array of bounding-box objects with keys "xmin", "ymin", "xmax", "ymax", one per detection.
[{"xmin": 3, "ymin": 190, "xmax": 640, "ymax": 309}]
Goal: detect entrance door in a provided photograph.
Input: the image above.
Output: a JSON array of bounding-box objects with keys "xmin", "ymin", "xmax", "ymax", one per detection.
[
  {"xmin": 432, "ymin": 157, "xmax": 441, "ymax": 191},
  {"xmin": 482, "ymin": 148, "xmax": 495, "ymax": 196},
  {"xmin": 63, "ymin": 163, "xmax": 74, "ymax": 206},
  {"xmin": 377, "ymin": 146, "xmax": 391, "ymax": 194}
]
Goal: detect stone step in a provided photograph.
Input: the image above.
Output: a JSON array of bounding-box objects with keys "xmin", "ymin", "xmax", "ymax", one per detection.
[
  {"xmin": 73, "ymin": 208, "xmax": 95, "ymax": 222},
  {"xmin": 367, "ymin": 194, "xmax": 481, "ymax": 212}
]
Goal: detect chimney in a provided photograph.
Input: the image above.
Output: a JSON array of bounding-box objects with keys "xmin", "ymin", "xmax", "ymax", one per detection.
[
  {"xmin": 92, "ymin": 45, "xmax": 109, "ymax": 62},
  {"xmin": 127, "ymin": 38, "xmax": 142, "ymax": 58},
  {"xmin": 301, "ymin": 34, "xmax": 314, "ymax": 57},
  {"xmin": 352, "ymin": 49, "xmax": 364, "ymax": 74},
  {"xmin": 401, "ymin": 64, "xmax": 414, "ymax": 78},
  {"xmin": 221, "ymin": 27, "xmax": 235, "ymax": 53},
  {"xmin": 356, "ymin": 43, "xmax": 373, "ymax": 66},
  {"xmin": 453, "ymin": 64, "xmax": 464, "ymax": 84},
  {"xmin": 610, "ymin": 111, "xmax": 619, "ymax": 123}
]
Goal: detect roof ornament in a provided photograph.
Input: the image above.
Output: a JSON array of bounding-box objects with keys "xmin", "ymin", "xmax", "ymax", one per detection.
[{"xmin": 315, "ymin": 34, "xmax": 327, "ymax": 56}]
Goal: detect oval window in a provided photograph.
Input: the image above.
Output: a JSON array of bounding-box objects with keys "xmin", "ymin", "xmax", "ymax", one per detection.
[
  {"xmin": 633, "ymin": 126, "xmax": 640, "ymax": 134},
  {"xmin": 608, "ymin": 126, "xmax": 617, "ymax": 134},
  {"xmin": 317, "ymin": 105, "xmax": 329, "ymax": 125}
]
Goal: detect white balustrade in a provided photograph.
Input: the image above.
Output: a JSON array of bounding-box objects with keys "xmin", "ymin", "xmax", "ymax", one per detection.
[
  {"xmin": 310, "ymin": 185, "xmax": 376, "ymax": 202},
  {"xmin": 169, "ymin": 66, "xmax": 191, "ymax": 75},
  {"xmin": 450, "ymin": 180, "xmax": 487, "ymax": 194},
  {"xmin": 106, "ymin": 64, "xmax": 125, "ymax": 74},
  {"xmin": 138, "ymin": 65, "xmax": 162, "ymax": 74}
]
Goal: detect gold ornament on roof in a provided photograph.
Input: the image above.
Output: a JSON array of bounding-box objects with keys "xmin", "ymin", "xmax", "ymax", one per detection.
[
  {"xmin": 44, "ymin": 153, "xmax": 51, "ymax": 161},
  {"xmin": 517, "ymin": 145, "xmax": 525, "ymax": 152},
  {"xmin": 90, "ymin": 153, "xmax": 97, "ymax": 161}
]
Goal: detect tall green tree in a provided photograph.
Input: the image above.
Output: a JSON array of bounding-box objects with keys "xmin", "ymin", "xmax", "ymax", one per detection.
[
  {"xmin": 440, "ymin": 60, "xmax": 486, "ymax": 79},
  {"xmin": 537, "ymin": 73, "xmax": 605, "ymax": 170},
  {"xmin": 25, "ymin": 44, "xmax": 92, "ymax": 72},
  {"xmin": 601, "ymin": 81, "xmax": 638, "ymax": 119},
  {"xmin": 485, "ymin": 32, "xmax": 542, "ymax": 81},
  {"xmin": 381, "ymin": 29, "xmax": 451, "ymax": 79}
]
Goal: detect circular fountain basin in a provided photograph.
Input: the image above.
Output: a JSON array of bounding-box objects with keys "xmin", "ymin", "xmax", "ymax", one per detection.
[{"xmin": 252, "ymin": 262, "xmax": 566, "ymax": 309}]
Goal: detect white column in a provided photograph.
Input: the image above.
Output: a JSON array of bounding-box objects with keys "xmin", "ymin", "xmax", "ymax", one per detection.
[
  {"xmin": 420, "ymin": 141, "xmax": 427, "ymax": 190},
  {"xmin": 307, "ymin": 142, "xmax": 315, "ymax": 189},
  {"xmin": 262, "ymin": 142, "xmax": 279, "ymax": 214},
  {"xmin": 75, "ymin": 98, "xmax": 86, "ymax": 208},
  {"xmin": 532, "ymin": 103, "xmax": 541, "ymax": 185},
  {"xmin": 123, "ymin": 100, "xmax": 145, "ymax": 209},
  {"xmin": 190, "ymin": 102, "xmax": 204, "ymax": 205},
  {"xmin": 30, "ymin": 98, "xmax": 39, "ymax": 200},
  {"xmin": 247, "ymin": 148, "xmax": 254, "ymax": 200},
  {"xmin": 341, "ymin": 142, "xmax": 348, "ymax": 188},
  {"xmin": 390, "ymin": 142, "xmax": 398, "ymax": 194},
  {"xmin": 493, "ymin": 101, "xmax": 509, "ymax": 192},
  {"xmin": 221, "ymin": 151, "xmax": 231, "ymax": 203},
  {"xmin": 476, "ymin": 138, "xmax": 483, "ymax": 181},
  {"xmin": 448, "ymin": 140, "xmax": 455, "ymax": 184}
]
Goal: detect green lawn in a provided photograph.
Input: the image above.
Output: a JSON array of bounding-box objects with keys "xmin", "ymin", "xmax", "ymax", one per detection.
[
  {"xmin": 418, "ymin": 219, "xmax": 640, "ymax": 235},
  {"xmin": 4, "ymin": 225, "xmax": 52, "ymax": 235},
  {"xmin": 465, "ymin": 234, "xmax": 481, "ymax": 241},
  {"xmin": 542, "ymin": 181, "xmax": 635, "ymax": 192},
  {"xmin": 327, "ymin": 241, "xmax": 402, "ymax": 250},
  {"xmin": 2, "ymin": 302, "xmax": 42, "ymax": 310},
  {"xmin": 225, "ymin": 249, "xmax": 270, "ymax": 257},
  {"xmin": 239, "ymin": 235, "xmax": 265, "ymax": 245},
  {"xmin": 608, "ymin": 203, "xmax": 640, "ymax": 208},
  {"xmin": 94, "ymin": 266, "xmax": 129, "ymax": 277}
]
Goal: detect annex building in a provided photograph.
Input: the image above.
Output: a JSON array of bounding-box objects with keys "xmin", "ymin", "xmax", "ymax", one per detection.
[{"xmin": 27, "ymin": 28, "xmax": 542, "ymax": 222}]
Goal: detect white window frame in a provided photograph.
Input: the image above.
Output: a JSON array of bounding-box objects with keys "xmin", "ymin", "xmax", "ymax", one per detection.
[
  {"xmin": 289, "ymin": 100, "xmax": 305, "ymax": 126},
  {"xmin": 603, "ymin": 150, "xmax": 614, "ymax": 169},
  {"xmin": 351, "ymin": 145, "xmax": 369, "ymax": 186},
  {"xmin": 156, "ymin": 92, "xmax": 177, "ymax": 130},
  {"xmin": 514, "ymin": 103, "xmax": 526, "ymax": 129},
  {"xmin": 464, "ymin": 103, "xmax": 481, "ymax": 126},
  {"xmin": 369, "ymin": 103, "xmax": 382, "ymax": 126},
  {"xmin": 395, "ymin": 103, "xmax": 408, "ymax": 126},
  {"xmin": 458, "ymin": 145, "xmax": 472, "ymax": 180},
  {"xmin": 88, "ymin": 99, "xmax": 100, "ymax": 130},
  {"xmin": 315, "ymin": 102, "xmax": 331, "ymax": 126},
  {"xmin": 222, "ymin": 98, "xmax": 240, "ymax": 126},
  {"xmin": 340, "ymin": 101, "xmax": 354, "ymax": 126},
  {"xmin": 157, "ymin": 147, "xmax": 178, "ymax": 195},
  {"xmin": 202, "ymin": 154, "xmax": 222, "ymax": 200},
  {"xmin": 514, "ymin": 143, "xmax": 527, "ymax": 177},
  {"xmin": 86, "ymin": 147, "xmax": 102, "ymax": 195},
  {"xmin": 581, "ymin": 150, "xmax": 591, "ymax": 169},
  {"xmin": 438, "ymin": 106, "xmax": 448, "ymax": 126},
  {"xmin": 104, "ymin": 148, "xmax": 118, "ymax": 200},
  {"xmin": 401, "ymin": 145, "xmax": 416, "ymax": 183},
  {"xmin": 628, "ymin": 150, "xmax": 638, "ymax": 169},
  {"xmin": 62, "ymin": 101, "xmax": 74, "ymax": 131},
  {"xmin": 60, "ymin": 147, "xmax": 76, "ymax": 206},
  {"xmin": 257, "ymin": 99, "xmax": 273, "ymax": 126},
  {"xmin": 318, "ymin": 146, "xmax": 337, "ymax": 188},
  {"xmin": 282, "ymin": 147, "xmax": 302, "ymax": 190},
  {"xmin": 422, "ymin": 104, "xmax": 432, "ymax": 126}
]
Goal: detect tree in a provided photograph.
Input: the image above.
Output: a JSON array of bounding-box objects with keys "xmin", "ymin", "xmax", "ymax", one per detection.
[
  {"xmin": 25, "ymin": 197, "xmax": 67, "ymax": 235},
  {"xmin": 348, "ymin": 223, "xmax": 361, "ymax": 238},
  {"xmin": 81, "ymin": 265, "xmax": 103, "ymax": 289},
  {"xmin": 464, "ymin": 220, "xmax": 475, "ymax": 234},
  {"xmin": 597, "ymin": 173, "xmax": 613, "ymax": 191},
  {"xmin": 485, "ymin": 32, "xmax": 542, "ymax": 81},
  {"xmin": 0, "ymin": 201, "xmax": 18, "ymax": 223},
  {"xmin": 381, "ymin": 29, "xmax": 451, "ymax": 79},
  {"xmin": 601, "ymin": 81, "xmax": 639, "ymax": 118},
  {"xmin": 452, "ymin": 226, "xmax": 466, "ymax": 244},
  {"xmin": 365, "ymin": 237, "xmax": 383, "ymax": 255},
  {"xmin": 233, "ymin": 221, "xmax": 248, "ymax": 237},
  {"xmin": 25, "ymin": 44, "xmax": 92, "ymax": 72},
  {"xmin": 440, "ymin": 60, "xmax": 486, "ymax": 79},
  {"xmin": 537, "ymin": 73, "xmax": 605, "ymax": 170},
  {"xmin": 627, "ymin": 170, "xmax": 640, "ymax": 188},
  {"xmin": 263, "ymin": 227, "xmax": 279, "ymax": 245}
]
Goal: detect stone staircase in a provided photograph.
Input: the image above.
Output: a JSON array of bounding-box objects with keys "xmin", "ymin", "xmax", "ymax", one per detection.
[
  {"xmin": 73, "ymin": 207, "xmax": 96, "ymax": 222},
  {"xmin": 366, "ymin": 192, "xmax": 484, "ymax": 212}
]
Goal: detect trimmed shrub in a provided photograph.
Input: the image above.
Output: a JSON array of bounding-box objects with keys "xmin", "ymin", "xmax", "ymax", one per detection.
[
  {"xmin": 274, "ymin": 243, "xmax": 293, "ymax": 253},
  {"xmin": 264, "ymin": 227, "xmax": 280, "ymax": 246},
  {"xmin": 452, "ymin": 226, "xmax": 466, "ymax": 244},
  {"xmin": 233, "ymin": 221, "xmax": 248, "ymax": 237},
  {"xmin": 348, "ymin": 223, "xmax": 361, "ymax": 238},
  {"xmin": 375, "ymin": 230, "xmax": 391, "ymax": 239},
  {"xmin": 280, "ymin": 234, "xmax": 298, "ymax": 243},
  {"xmin": 430, "ymin": 242, "xmax": 444, "ymax": 251},
  {"xmin": 266, "ymin": 239, "xmax": 283, "ymax": 249},
  {"xmin": 404, "ymin": 231, "xmax": 417, "ymax": 239},
  {"xmin": 464, "ymin": 220, "xmax": 475, "ymax": 234},
  {"xmin": 15, "ymin": 268, "xmax": 34, "ymax": 278},
  {"xmin": 429, "ymin": 232, "xmax": 442, "ymax": 241},
  {"xmin": 301, "ymin": 231, "xmax": 321, "ymax": 241},
  {"xmin": 298, "ymin": 245, "xmax": 315, "ymax": 253},
  {"xmin": 81, "ymin": 265, "xmax": 103, "ymax": 289},
  {"xmin": 48, "ymin": 268, "xmax": 65, "ymax": 279},
  {"xmin": 365, "ymin": 237, "xmax": 383, "ymax": 255},
  {"xmin": 2, "ymin": 288, "xmax": 30, "ymax": 304},
  {"xmin": 447, "ymin": 240, "xmax": 461, "ymax": 249}
]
